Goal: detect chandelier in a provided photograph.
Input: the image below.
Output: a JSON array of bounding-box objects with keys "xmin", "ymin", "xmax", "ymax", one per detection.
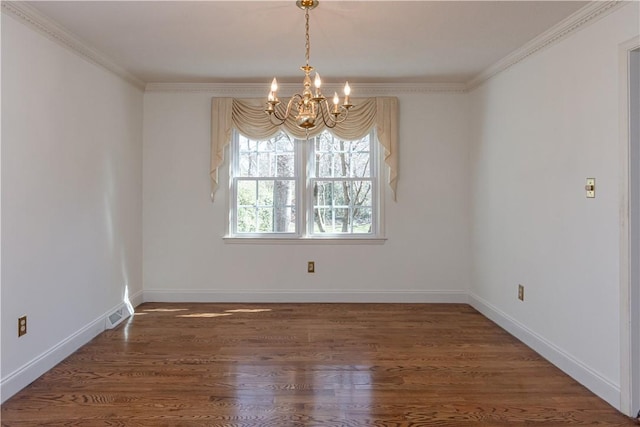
[{"xmin": 265, "ymin": 0, "xmax": 353, "ymax": 130}]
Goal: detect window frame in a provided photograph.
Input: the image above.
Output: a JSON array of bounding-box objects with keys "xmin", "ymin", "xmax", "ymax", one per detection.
[
  {"xmin": 226, "ymin": 129, "xmax": 386, "ymax": 244},
  {"xmin": 229, "ymin": 131, "xmax": 302, "ymax": 238},
  {"xmin": 306, "ymin": 131, "xmax": 379, "ymax": 238}
]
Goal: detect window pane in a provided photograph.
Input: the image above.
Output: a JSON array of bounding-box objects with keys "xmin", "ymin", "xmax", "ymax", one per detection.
[
  {"xmin": 272, "ymin": 180, "xmax": 295, "ymax": 232},
  {"xmin": 313, "ymin": 208, "xmax": 331, "ymax": 233},
  {"xmin": 256, "ymin": 207, "xmax": 273, "ymax": 232},
  {"xmin": 255, "ymin": 180, "xmax": 272, "ymax": 206},
  {"xmin": 238, "ymin": 135, "xmax": 257, "ymax": 152},
  {"xmin": 313, "ymin": 205, "xmax": 372, "ymax": 234},
  {"xmin": 237, "ymin": 207, "xmax": 257, "ymax": 233},
  {"xmin": 352, "ymin": 207, "xmax": 372, "ymax": 234},
  {"xmin": 257, "ymin": 139, "xmax": 272, "ymax": 152},
  {"xmin": 236, "ymin": 180, "xmax": 257, "ymax": 233},
  {"xmin": 312, "ymin": 179, "xmax": 373, "ymax": 235},
  {"xmin": 239, "ymin": 152, "xmax": 257, "ymax": 177},
  {"xmin": 349, "ymin": 180, "xmax": 373, "ymax": 207},
  {"xmin": 351, "ymin": 151, "xmax": 371, "ymax": 177},
  {"xmin": 332, "ymin": 153, "xmax": 346, "ymax": 178},
  {"xmin": 313, "ymin": 181, "xmax": 334, "ymax": 207},
  {"xmin": 237, "ymin": 180, "xmax": 257, "ymax": 206},
  {"xmin": 314, "ymin": 180, "xmax": 374, "ymax": 208},
  {"xmin": 314, "ymin": 208, "xmax": 349, "ymax": 233},
  {"xmin": 314, "ymin": 133, "xmax": 371, "ymax": 178},
  {"xmin": 315, "ymin": 152, "xmax": 333, "ymax": 177},
  {"xmin": 236, "ymin": 178, "xmax": 295, "ymax": 234},
  {"xmin": 275, "ymin": 154, "xmax": 295, "ymax": 177},
  {"xmin": 257, "ymin": 153, "xmax": 272, "ymax": 176},
  {"xmin": 316, "ymin": 131, "xmax": 334, "ymax": 152},
  {"xmin": 275, "ymin": 134, "xmax": 294, "ymax": 152},
  {"xmin": 238, "ymin": 133, "xmax": 295, "ymax": 178}
]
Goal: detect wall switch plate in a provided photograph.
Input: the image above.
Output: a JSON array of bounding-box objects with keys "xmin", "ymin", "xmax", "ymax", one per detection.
[
  {"xmin": 307, "ymin": 261, "xmax": 315, "ymax": 273},
  {"xmin": 585, "ymin": 178, "xmax": 596, "ymax": 198},
  {"xmin": 518, "ymin": 284, "xmax": 524, "ymax": 301}
]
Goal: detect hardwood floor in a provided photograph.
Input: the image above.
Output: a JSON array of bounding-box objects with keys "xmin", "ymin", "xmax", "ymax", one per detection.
[{"xmin": 1, "ymin": 303, "xmax": 636, "ymax": 426}]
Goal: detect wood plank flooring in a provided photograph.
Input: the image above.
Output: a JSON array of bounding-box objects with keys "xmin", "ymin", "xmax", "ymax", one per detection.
[{"xmin": 1, "ymin": 303, "xmax": 636, "ymax": 426}]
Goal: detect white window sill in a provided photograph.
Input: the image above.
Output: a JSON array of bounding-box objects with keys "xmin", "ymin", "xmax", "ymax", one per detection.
[{"xmin": 223, "ymin": 237, "xmax": 387, "ymax": 245}]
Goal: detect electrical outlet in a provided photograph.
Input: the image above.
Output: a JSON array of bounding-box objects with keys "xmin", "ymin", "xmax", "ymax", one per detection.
[
  {"xmin": 308, "ymin": 261, "xmax": 315, "ymax": 273},
  {"xmin": 518, "ymin": 284, "xmax": 524, "ymax": 301},
  {"xmin": 585, "ymin": 178, "xmax": 596, "ymax": 198},
  {"xmin": 18, "ymin": 316, "xmax": 27, "ymax": 337}
]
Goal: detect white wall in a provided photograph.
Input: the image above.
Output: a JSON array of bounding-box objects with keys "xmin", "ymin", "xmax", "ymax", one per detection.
[
  {"xmin": 1, "ymin": 13, "xmax": 143, "ymax": 401},
  {"xmin": 143, "ymin": 91, "xmax": 471, "ymax": 302},
  {"xmin": 469, "ymin": 3, "xmax": 639, "ymax": 410}
]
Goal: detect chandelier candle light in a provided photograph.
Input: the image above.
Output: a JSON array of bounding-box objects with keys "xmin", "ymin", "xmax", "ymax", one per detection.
[{"xmin": 265, "ymin": 0, "xmax": 353, "ymax": 130}]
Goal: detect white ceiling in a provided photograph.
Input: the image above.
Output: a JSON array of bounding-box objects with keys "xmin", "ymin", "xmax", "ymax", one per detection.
[{"xmin": 26, "ymin": 1, "xmax": 589, "ymax": 84}]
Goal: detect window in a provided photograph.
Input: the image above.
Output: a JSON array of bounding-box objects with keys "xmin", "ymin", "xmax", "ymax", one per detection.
[
  {"xmin": 233, "ymin": 132, "xmax": 298, "ymax": 234},
  {"xmin": 229, "ymin": 129, "xmax": 382, "ymax": 240}
]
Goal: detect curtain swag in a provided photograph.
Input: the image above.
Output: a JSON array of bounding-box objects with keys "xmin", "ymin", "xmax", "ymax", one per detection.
[{"xmin": 210, "ymin": 96, "xmax": 398, "ymax": 201}]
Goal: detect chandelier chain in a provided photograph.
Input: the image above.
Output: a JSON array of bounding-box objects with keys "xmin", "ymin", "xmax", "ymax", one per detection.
[{"xmin": 304, "ymin": 7, "xmax": 310, "ymax": 67}]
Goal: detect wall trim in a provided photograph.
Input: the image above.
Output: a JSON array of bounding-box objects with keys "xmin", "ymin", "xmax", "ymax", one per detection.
[
  {"xmin": 469, "ymin": 293, "xmax": 621, "ymax": 411},
  {"xmin": 143, "ymin": 290, "xmax": 469, "ymax": 304},
  {"xmin": 0, "ymin": 293, "xmax": 144, "ymax": 404},
  {"xmin": 1, "ymin": 1, "xmax": 145, "ymax": 90},
  {"xmin": 143, "ymin": 82, "xmax": 468, "ymax": 95},
  {"xmin": 467, "ymin": 0, "xmax": 629, "ymax": 90},
  {"xmin": 619, "ymin": 36, "xmax": 640, "ymax": 417},
  {"xmin": 128, "ymin": 289, "xmax": 144, "ymax": 308}
]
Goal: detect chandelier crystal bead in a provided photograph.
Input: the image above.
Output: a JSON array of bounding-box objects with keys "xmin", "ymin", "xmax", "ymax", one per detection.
[{"xmin": 265, "ymin": 0, "xmax": 354, "ymax": 130}]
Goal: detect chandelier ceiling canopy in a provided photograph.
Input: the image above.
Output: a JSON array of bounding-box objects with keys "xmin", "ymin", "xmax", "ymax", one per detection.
[{"xmin": 265, "ymin": 0, "xmax": 354, "ymax": 130}]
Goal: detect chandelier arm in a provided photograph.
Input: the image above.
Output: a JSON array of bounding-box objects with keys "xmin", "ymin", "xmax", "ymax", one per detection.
[
  {"xmin": 270, "ymin": 102, "xmax": 289, "ymax": 122},
  {"xmin": 270, "ymin": 94, "xmax": 304, "ymax": 123},
  {"xmin": 285, "ymin": 94, "xmax": 304, "ymax": 121},
  {"xmin": 333, "ymin": 106, "xmax": 350, "ymax": 124},
  {"xmin": 317, "ymin": 99, "xmax": 338, "ymax": 129},
  {"xmin": 321, "ymin": 99, "xmax": 351, "ymax": 126},
  {"xmin": 268, "ymin": 113, "xmax": 288, "ymax": 126}
]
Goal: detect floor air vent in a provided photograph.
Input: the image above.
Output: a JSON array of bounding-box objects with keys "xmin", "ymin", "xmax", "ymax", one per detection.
[{"xmin": 105, "ymin": 304, "xmax": 133, "ymax": 329}]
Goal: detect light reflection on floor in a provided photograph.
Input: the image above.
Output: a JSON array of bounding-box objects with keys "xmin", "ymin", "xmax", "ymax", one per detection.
[
  {"xmin": 225, "ymin": 309, "xmax": 273, "ymax": 313},
  {"xmin": 177, "ymin": 312, "xmax": 233, "ymax": 318},
  {"xmin": 136, "ymin": 307, "xmax": 275, "ymax": 318},
  {"xmin": 230, "ymin": 363, "xmax": 373, "ymax": 420}
]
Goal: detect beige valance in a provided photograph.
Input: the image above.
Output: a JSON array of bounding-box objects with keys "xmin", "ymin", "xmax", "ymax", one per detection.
[{"xmin": 210, "ymin": 96, "xmax": 398, "ymax": 200}]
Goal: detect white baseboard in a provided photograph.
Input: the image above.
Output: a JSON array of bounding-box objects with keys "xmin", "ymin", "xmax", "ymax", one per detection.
[
  {"xmin": 128, "ymin": 289, "xmax": 144, "ymax": 308},
  {"xmin": 469, "ymin": 292, "xmax": 621, "ymax": 411},
  {"xmin": 0, "ymin": 293, "xmax": 144, "ymax": 404},
  {"xmin": 0, "ymin": 314, "xmax": 104, "ymax": 404},
  {"xmin": 143, "ymin": 289, "xmax": 469, "ymax": 304}
]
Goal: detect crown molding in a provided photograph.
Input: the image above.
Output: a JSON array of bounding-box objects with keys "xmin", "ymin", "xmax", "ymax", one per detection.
[
  {"xmin": 2, "ymin": 1, "xmax": 146, "ymax": 91},
  {"xmin": 144, "ymin": 82, "xmax": 468, "ymax": 95},
  {"xmin": 467, "ymin": 0, "xmax": 629, "ymax": 91},
  {"xmin": 344, "ymin": 82, "xmax": 468, "ymax": 95}
]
